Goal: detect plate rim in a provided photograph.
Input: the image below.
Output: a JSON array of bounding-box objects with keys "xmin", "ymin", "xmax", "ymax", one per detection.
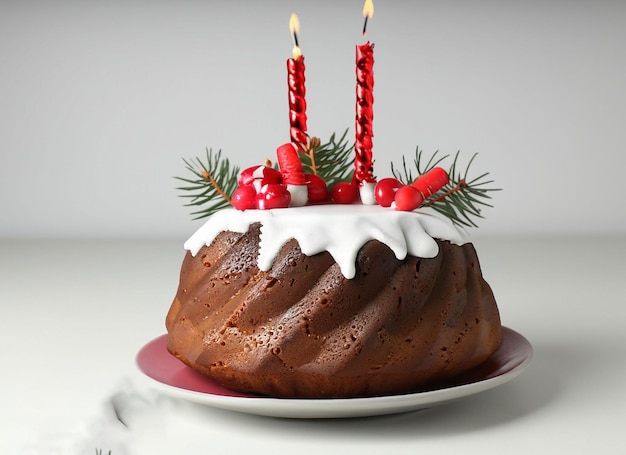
[{"xmin": 136, "ymin": 326, "xmax": 532, "ymax": 418}]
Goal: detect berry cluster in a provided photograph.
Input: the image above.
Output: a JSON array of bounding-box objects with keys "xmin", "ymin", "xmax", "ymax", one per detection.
[
  {"xmin": 374, "ymin": 167, "xmax": 449, "ymax": 211},
  {"xmin": 230, "ymin": 142, "xmax": 450, "ymax": 212},
  {"xmin": 231, "ymin": 164, "xmax": 329, "ymax": 210},
  {"xmin": 230, "ymin": 143, "xmax": 329, "ymax": 210}
]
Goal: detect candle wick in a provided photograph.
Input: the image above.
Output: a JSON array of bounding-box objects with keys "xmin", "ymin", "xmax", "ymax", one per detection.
[
  {"xmin": 362, "ymin": 16, "xmax": 368, "ymax": 36},
  {"xmin": 292, "ymin": 30, "xmax": 300, "ymax": 48}
]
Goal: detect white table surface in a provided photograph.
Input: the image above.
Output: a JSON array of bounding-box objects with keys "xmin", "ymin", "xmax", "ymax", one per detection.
[{"xmin": 1, "ymin": 236, "xmax": 625, "ymax": 454}]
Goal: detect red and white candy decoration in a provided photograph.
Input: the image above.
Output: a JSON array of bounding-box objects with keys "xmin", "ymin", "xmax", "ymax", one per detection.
[
  {"xmin": 276, "ymin": 142, "xmax": 308, "ymax": 207},
  {"xmin": 256, "ymin": 183, "xmax": 291, "ymax": 210},
  {"xmin": 238, "ymin": 165, "xmax": 282, "ymax": 192},
  {"xmin": 305, "ymin": 173, "xmax": 328, "ymax": 203},
  {"xmin": 230, "ymin": 141, "xmax": 449, "ymax": 213},
  {"xmin": 232, "ymin": 164, "xmax": 287, "ymax": 210}
]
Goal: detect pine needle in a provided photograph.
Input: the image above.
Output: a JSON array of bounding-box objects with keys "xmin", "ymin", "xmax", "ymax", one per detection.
[
  {"xmin": 392, "ymin": 148, "xmax": 500, "ymax": 228},
  {"xmin": 174, "ymin": 148, "xmax": 240, "ymax": 220},
  {"xmin": 299, "ymin": 129, "xmax": 354, "ymax": 188}
]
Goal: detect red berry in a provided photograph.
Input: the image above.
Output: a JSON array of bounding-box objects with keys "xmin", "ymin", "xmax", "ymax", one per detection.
[
  {"xmin": 330, "ymin": 182, "xmax": 359, "ymax": 204},
  {"xmin": 256, "ymin": 183, "xmax": 291, "ymax": 210},
  {"xmin": 231, "ymin": 186, "xmax": 257, "ymax": 211},
  {"xmin": 374, "ymin": 177, "xmax": 403, "ymax": 207},
  {"xmin": 238, "ymin": 165, "xmax": 282, "ymax": 192},
  {"xmin": 394, "ymin": 185, "xmax": 424, "ymax": 211},
  {"xmin": 305, "ymin": 174, "xmax": 328, "ymax": 202}
]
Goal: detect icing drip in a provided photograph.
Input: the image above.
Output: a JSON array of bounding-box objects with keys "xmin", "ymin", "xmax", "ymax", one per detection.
[{"xmin": 184, "ymin": 205, "xmax": 467, "ymax": 279}]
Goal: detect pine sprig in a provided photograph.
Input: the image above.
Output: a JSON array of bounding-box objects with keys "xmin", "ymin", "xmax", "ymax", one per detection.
[
  {"xmin": 391, "ymin": 148, "xmax": 449, "ymax": 182},
  {"xmin": 175, "ymin": 148, "xmax": 240, "ymax": 220},
  {"xmin": 392, "ymin": 148, "xmax": 500, "ymax": 228},
  {"xmin": 175, "ymin": 140, "xmax": 498, "ymax": 228},
  {"xmin": 299, "ymin": 129, "xmax": 354, "ymax": 188}
]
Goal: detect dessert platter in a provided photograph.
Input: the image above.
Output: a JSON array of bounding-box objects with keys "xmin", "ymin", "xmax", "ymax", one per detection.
[
  {"xmin": 136, "ymin": 1, "xmax": 531, "ymax": 418},
  {"xmin": 137, "ymin": 327, "xmax": 531, "ymax": 418}
]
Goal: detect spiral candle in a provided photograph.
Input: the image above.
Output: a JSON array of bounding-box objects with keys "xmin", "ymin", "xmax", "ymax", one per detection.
[
  {"xmin": 288, "ymin": 13, "xmax": 307, "ymax": 148},
  {"xmin": 287, "ymin": 56, "xmax": 307, "ymax": 146},
  {"xmin": 354, "ymin": 41, "xmax": 375, "ymax": 185}
]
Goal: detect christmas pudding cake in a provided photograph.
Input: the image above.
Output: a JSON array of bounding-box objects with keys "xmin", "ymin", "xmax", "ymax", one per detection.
[
  {"xmin": 165, "ymin": 6, "xmax": 501, "ymax": 398},
  {"xmin": 165, "ymin": 139, "xmax": 502, "ymax": 398}
]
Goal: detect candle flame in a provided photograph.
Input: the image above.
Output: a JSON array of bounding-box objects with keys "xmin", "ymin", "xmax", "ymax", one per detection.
[
  {"xmin": 289, "ymin": 13, "xmax": 301, "ymax": 35},
  {"xmin": 363, "ymin": 0, "xmax": 374, "ymax": 19},
  {"xmin": 289, "ymin": 13, "xmax": 302, "ymax": 59}
]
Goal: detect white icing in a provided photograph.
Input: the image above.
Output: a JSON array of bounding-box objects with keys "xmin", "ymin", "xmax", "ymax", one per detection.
[{"xmin": 184, "ymin": 205, "xmax": 467, "ymax": 279}]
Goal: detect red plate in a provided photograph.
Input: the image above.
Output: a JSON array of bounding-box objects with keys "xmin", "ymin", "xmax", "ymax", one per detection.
[{"xmin": 136, "ymin": 327, "xmax": 532, "ymax": 418}]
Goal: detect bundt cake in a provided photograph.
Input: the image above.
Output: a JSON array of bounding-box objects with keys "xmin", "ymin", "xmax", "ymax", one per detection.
[
  {"xmin": 164, "ymin": 4, "xmax": 503, "ymax": 399},
  {"xmin": 165, "ymin": 205, "xmax": 502, "ymax": 398}
]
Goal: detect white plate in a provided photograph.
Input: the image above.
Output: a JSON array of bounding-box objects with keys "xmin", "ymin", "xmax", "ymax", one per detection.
[{"xmin": 136, "ymin": 326, "xmax": 532, "ymax": 419}]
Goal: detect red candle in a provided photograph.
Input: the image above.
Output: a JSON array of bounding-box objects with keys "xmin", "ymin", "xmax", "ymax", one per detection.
[
  {"xmin": 287, "ymin": 13, "xmax": 307, "ymax": 148},
  {"xmin": 354, "ymin": 0, "xmax": 375, "ymax": 185}
]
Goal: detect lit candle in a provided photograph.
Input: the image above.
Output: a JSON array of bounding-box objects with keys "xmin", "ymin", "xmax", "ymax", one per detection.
[
  {"xmin": 287, "ymin": 13, "xmax": 308, "ymax": 148},
  {"xmin": 354, "ymin": 0, "xmax": 376, "ymax": 203},
  {"xmin": 354, "ymin": 38, "xmax": 374, "ymax": 184}
]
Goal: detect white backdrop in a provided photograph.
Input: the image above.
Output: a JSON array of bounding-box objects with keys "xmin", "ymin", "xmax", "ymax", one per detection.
[{"xmin": 1, "ymin": 0, "xmax": 625, "ymax": 238}]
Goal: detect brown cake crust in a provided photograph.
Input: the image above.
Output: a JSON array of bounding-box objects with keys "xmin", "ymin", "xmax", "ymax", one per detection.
[{"xmin": 166, "ymin": 223, "xmax": 502, "ymax": 398}]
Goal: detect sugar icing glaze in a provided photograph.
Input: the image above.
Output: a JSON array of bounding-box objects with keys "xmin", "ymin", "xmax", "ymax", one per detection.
[{"xmin": 184, "ymin": 205, "xmax": 468, "ymax": 279}]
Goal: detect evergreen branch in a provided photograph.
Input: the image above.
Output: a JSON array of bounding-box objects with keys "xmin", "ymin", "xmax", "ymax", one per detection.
[
  {"xmin": 418, "ymin": 149, "xmax": 449, "ymax": 175},
  {"xmin": 174, "ymin": 136, "xmax": 498, "ymax": 229},
  {"xmin": 392, "ymin": 149, "xmax": 500, "ymax": 228},
  {"xmin": 175, "ymin": 148, "xmax": 240, "ymax": 220},
  {"xmin": 300, "ymin": 129, "xmax": 354, "ymax": 187},
  {"xmin": 391, "ymin": 148, "xmax": 450, "ymax": 184}
]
